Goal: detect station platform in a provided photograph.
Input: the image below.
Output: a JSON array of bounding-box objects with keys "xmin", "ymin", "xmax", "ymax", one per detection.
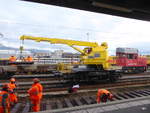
[{"xmin": 34, "ymin": 95, "xmax": 150, "ymax": 113}]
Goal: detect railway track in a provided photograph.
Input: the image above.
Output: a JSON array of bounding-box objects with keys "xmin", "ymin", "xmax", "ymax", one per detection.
[
  {"xmin": 1, "ymin": 73, "xmax": 150, "ymax": 112},
  {"xmin": 1, "ymin": 74, "xmax": 150, "ymax": 94},
  {"xmin": 14, "ymin": 74, "xmax": 150, "ymax": 92},
  {"xmin": 0, "ymin": 74, "xmax": 61, "ymax": 82},
  {"xmin": 10, "ymin": 85, "xmax": 150, "ymax": 113}
]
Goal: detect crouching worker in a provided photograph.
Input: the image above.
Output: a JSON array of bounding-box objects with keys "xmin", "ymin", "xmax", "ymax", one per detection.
[
  {"xmin": 68, "ymin": 84, "xmax": 80, "ymax": 93},
  {"xmin": 8, "ymin": 78, "xmax": 18, "ymax": 106},
  {"xmin": 97, "ymin": 89, "xmax": 113, "ymax": 103},
  {"xmin": 0, "ymin": 83, "xmax": 10, "ymax": 113}
]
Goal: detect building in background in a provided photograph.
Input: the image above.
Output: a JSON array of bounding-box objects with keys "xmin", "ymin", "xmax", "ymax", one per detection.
[
  {"xmin": 0, "ymin": 49, "xmax": 80, "ymax": 60},
  {"xmin": 62, "ymin": 52, "xmax": 80, "ymax": 58},
  {"xmin": 33, "ymin": 52, "xmax": 52, "ymax": 58},
  {"xmin": 51, "ymin": 50, "xmax": 64, "ymax": 58},
  {"xmin": 0, "ymin": 50, "xmax": 32, "ymax": 59}
]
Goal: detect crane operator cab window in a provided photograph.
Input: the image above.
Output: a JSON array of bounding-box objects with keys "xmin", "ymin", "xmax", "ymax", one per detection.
[{"xmin": 84, "ymin": 47, "xmax": 92, "ymax": 54}]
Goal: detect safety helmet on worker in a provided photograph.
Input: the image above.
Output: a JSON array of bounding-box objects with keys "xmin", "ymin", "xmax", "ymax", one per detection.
[
  {"xmin": 33, "ymin": 78, "xmax": 40, "ymax": 83},
  {"xmin": 10, "ymin": 78, "xmax": 15, "ymax": 82}
]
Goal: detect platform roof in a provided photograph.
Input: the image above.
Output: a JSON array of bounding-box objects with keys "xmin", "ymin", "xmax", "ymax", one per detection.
[{"xmin": 22, "ymin": 0, "xmax": 150, "ymax": 21}]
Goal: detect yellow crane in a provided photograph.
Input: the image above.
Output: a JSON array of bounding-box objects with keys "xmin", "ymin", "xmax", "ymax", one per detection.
[
  {"xmin": 20, "ymin": 35, "xmax": 121, "ymax": 82},
  {"xmin": 20, "ymin": 35, "xmax": 109, "ymax": 69}
]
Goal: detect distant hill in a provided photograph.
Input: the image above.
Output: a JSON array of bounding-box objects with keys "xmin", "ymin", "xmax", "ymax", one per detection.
[
  {"xmin": 0, "ymin": 44, "xmax": 49, "ymax": 53},
  {"xmin": 0, "ymin": 44, "xmax": 18, "ymax": 50}
]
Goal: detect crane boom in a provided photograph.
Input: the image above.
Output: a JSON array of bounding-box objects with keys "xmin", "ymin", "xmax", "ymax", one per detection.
[
  {"xmin": 20, "ymin": 35, "xmax": 100, "ymax": 55},
  {"xmin": 20, "ymin": 35, "xmax": 110, "ymax": 69},
  {"xmin": 20, "ymin": 35, "xmax": 98, "ymax": 47}
]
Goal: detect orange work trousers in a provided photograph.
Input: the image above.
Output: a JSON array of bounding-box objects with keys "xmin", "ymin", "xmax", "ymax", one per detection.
[
  {"xmin": 0, "ymin": 107, "xmax": 10, "ymax": 113},
  {"xmin": 10, "ymin": 93, "xmax": 18, "ymax": 105},
  {"xmin": 97, "ymin": 97, "xmax": 100, "ymax": 103},
  {"xmin": 31, "ymin": 99, "xmax": 40, "ymax": 112}
]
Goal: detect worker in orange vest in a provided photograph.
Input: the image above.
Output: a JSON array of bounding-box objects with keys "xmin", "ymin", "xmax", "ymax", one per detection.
[
  {"xmin": 32, "ymin": 78, "xmax": 43, "ymax": 100},
  {"xmin": 8, "ymin": 78, "xmax": 18, "ymax": 106},
  {"xmin": 97, "ymin": 89, "xmax": 113, "ymax": 103},
  {"xmin": 9, "ymin": 56, "xmax": 16, "ymax": 62},
  {"xmin": 25, "ymin": 56, "xmax": 33, "ymax": 62},
  {"xmin": 28, "ymin": 78, "xmax": 42, "ymax": 112},
  {"xmin": 0, "ymin": 83, "xmax": 10, "ymax": 113}
]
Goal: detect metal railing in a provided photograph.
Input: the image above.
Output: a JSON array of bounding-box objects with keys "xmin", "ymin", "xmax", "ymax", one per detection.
[{"xmin": 33, "ymin": 58, "xmax": 80, "ymax": 64}]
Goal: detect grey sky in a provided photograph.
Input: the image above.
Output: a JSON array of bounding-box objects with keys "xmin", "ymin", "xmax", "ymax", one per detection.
[{"xmin": 1, "ymin": 0, "xmax": 150, "ymax": 54}]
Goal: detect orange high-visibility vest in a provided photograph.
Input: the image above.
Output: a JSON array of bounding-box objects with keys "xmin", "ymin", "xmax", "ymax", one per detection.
[
  {"xmin": 32, "ymin": 83, "xmax": 43, "ymax": 99},
  {"xmin": 8, "ymin": 83, "xmax": 18, "ymax": 104},
  {"xmin": 28, "ymin": 85, "xmax": 41, "ymax": 112},
  {"xmin": 97, "ymin": 89, "xmax": 110, "ymax": 96},
  {"xmin": 97, "ymin": 89, "xmax": 111, "ymax": 103},
  {"xmin": 26, "ymin": 57, "xmax": 33, "ymax": 62},
  {"xmin": 28, "ymin": 85, "xmax": 40, "ymax": 100},
  {"xmin": 9, "ymin": 56, "xmax": 16, "ymax": 62},
  {"xmin": 8, "ymin": 83, "xmax": 16, "ymax": 90}
]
